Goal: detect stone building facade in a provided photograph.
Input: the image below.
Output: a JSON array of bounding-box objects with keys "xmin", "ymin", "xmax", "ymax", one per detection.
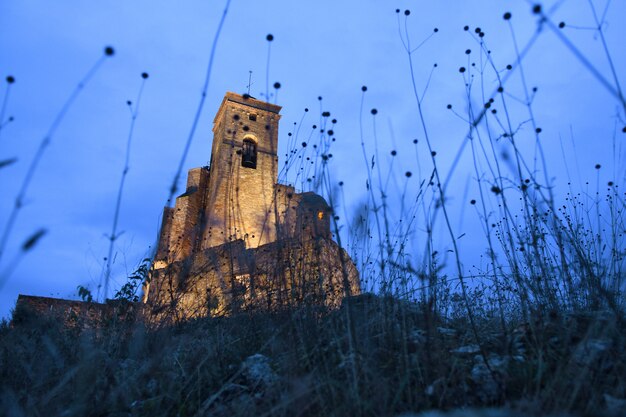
[
  {"xmin": 13, "ymin": 295, "xmax": 141, "ymax": 328},
  {"xmin": 146, "ymin": 92, "xmax": 360, "ymax": 320}
]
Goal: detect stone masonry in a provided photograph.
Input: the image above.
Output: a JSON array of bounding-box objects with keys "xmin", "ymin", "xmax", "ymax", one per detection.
[{"xmin": 147, "ymin": 92, "xmax": 360, "ymax": 320}]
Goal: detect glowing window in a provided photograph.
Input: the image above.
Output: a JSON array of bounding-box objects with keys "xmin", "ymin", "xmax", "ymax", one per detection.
[
  {"xmin": 241, "ymin": 139, "xmax": 257, "ymax": 169},
  {"xmin": 317, "ymin": 211, "xmax": 324, "ymax": 220}
]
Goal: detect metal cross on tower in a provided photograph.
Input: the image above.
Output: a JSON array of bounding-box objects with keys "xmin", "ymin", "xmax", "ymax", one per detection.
[{"xmin": 246, "ymin": 70, "xmax": 254, "ymax": 95}]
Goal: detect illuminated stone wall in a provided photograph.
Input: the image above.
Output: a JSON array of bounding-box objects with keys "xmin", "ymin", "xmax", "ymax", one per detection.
[
  {"xmin": 202, "ymin": 93, "xmax": 282, "ymax": 250},
  {"xmin": 155, "ymin": 167, "xmax": 210, "ymax": 267},
  {"xmin": 13, "ymin": 295, "xmax": 141, "ymax": 329},
  {"xmin": 151, "ymin": 92, "xmax": 360, "ymax": 319},
  {"xmin": 148, "ymin": 238, "xmax": 359, "ymax": 321}
]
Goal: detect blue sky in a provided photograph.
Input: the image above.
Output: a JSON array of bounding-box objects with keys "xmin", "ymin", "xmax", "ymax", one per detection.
[{"xmin": 1, "ymin": 1, "xmax": 625, "ymax": 318}]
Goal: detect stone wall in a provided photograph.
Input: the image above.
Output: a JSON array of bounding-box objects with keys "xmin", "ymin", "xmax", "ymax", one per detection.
[
  {"xmin": 201, "ymin": 93, "xmax": 282, "ymax": 250},
  {"xmin": 13, "ymin": 295, "xmax": 141, "ymax": 329},
  {"xmin": 148, "ymin": 236, "xmax": 359, "ymax": 322},
  {"xmin": 155, "ymin": 167, "xmax": 210, "ymax": 266}
]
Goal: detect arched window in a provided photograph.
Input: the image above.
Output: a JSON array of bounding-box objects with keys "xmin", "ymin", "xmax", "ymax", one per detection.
[{"xmin": 241, "ymin": 138, "xmax": 257, "ymax": 169}]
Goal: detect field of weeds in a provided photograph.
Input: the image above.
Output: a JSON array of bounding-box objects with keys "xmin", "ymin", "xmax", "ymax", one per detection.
[
  {"xmin": 1, "ymin": 2, "xmax": 625, "ymax": 416},
  {"xmin": 1, "ymin": 294, "xmax": 625, "ymax": 416}
]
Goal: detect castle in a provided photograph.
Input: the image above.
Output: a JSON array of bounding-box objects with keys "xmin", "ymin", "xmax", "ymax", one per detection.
[
  {"xmin": 144, "ymin": 92, "xmax": 359, "ymax": 320},
  {"xmin": 14, "ymin": 92, "xmax": 360, "ymax": 323}
]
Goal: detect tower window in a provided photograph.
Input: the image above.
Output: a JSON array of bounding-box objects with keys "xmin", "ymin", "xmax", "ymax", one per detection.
[
  {"xmin": 249, "ymin": 114, "xmax": 257, "ymax": 121},
  {"xmin": 241, "ymin": 139, "xmax": 257, "ymax": 169}
]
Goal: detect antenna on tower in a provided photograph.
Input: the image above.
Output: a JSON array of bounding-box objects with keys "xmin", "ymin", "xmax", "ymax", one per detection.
[{"xmin": 246, "ymin": 71, "xmax": 253, "ymax": 95}]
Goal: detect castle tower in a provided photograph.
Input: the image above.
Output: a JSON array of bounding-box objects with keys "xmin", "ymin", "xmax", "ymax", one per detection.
[
  {"xmin": 150, "ymin": 92, "xmax": 360, "ymax": 318},
  {"xmin": 154, "ymin": 93, "xmax": 283, "ymax": 266},
  {"xmin": 201, "ymin": 93, "xmax": 282, "ymax": 249}
]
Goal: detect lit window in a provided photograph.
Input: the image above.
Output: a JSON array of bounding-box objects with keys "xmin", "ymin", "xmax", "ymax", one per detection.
[
  {"xmin": 241, "ymin": 139, "xmax": 257, "ymax": 169},
  {"xmin": 317, "ymin": 211, "xmax": 324, "ymax": 220}
]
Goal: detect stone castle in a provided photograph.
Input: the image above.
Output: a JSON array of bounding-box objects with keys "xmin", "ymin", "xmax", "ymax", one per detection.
[
  {"xmin": 144, "ymin": 92, "xmax": 359, "ymax": 320},
  {"xmin": 145, "ymin": 93, "xmax": 360, "ymax": 319},
  {"xmin": 14, "ymin": 92, "xmax": 360, "ymax": 323}
]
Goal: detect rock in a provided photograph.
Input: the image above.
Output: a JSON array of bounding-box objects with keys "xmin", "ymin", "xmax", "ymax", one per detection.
[
  {"xmin": 572, "ymin": 338, "xmax": 611, "ymax": 366},
  {"xmin": 470, "ymin": 354, "xmax": 509, "ymax": 402},
  {"xmin": 409, "ymin": 329, "xmax": 427, "ymax": 344},
  {"xmin": 451, "ymin": 344, "xmax": 480, "ymax": 355},
  {"xmin": 437, "ymin": 327, "xmax": 457, "ymax": 336},
  {"xmin": 604, "ymin": 393, "xmax": 626, "ymax": 415},
  {"xmin": 424, "ymin": 377, "xmax": 444, "ymax": 397},
  {"xmin": 241, "ymin": 354, "xmax": 277, "ymax": 388}
]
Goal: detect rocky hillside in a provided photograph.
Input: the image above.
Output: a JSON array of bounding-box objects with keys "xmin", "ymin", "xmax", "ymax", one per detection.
[{"xmin": 1, "ymin": 294, "xmax": 624, "ymax": 416}]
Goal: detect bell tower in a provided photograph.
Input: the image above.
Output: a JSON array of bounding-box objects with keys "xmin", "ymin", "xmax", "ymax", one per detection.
[
  {"xmin": 201, "ymin": 92, "xmax": 282, "ymax": 249},
  {"xmin": 148, "ymin": 91, "xmax": 361, "ymax": 317}
]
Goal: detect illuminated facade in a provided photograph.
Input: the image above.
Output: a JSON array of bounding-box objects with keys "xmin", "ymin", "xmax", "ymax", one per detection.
[{"xmin": 147, "ymin": 93, "xmax": 359, "ymax": 319}]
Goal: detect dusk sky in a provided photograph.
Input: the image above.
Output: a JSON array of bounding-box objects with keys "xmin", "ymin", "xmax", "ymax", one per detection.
[{"xmin": 1, "ymin": 0, "xmax": 625, "ymax": 318}]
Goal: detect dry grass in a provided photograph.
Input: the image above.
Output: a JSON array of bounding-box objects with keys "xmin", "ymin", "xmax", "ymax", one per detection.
[
  {"xmin": 2, "ymin": 4, "xmax": 625, "ymax": 417},
  {"xmin": 1, "ymin": 293, "xmax": 625, "ymax": 416}
]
